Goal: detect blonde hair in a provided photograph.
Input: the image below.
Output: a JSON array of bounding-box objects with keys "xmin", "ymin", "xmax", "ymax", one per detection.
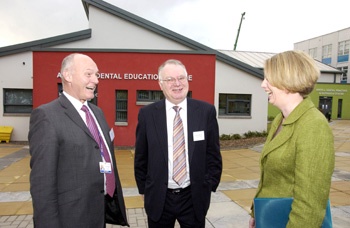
[{"xmin": 264, "ymin": 50, "xmax": 320, "ymax": 97}]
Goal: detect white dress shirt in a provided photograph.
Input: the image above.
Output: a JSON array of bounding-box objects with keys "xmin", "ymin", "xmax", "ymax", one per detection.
[{"xmin": 165, "ymin": 98, "xmax": 190, "ymax": 189}]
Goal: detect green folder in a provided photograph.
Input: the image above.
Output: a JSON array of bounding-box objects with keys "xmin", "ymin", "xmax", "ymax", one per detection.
[{"xmin": 254, "ymin": 198, "xmax": 332, "ymax": 228}]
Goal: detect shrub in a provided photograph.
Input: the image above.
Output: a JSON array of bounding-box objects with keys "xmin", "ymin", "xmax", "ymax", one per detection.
[
  {"xmin": 232, "ymin": 134, "xmax": 242, "ymax": 140},
  {"xmin": 220, "ymin": 130, "xmax": 267, "ymax": 140},
  {"xmin": 243, "ymin": 131, "xmax": 256, "ymax": 138},
  {"xmin": 220, "ymin": 134, "xmax": 231, "ymax": 140}
]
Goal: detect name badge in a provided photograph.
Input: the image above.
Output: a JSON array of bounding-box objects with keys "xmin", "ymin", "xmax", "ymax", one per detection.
[
  {"xmin": 193, "ymin": 131, "xmax": 205, "ymax": 141},
  {"xmin": 99, "ymin": 162, "xmax": 112, "ymax": 173}
]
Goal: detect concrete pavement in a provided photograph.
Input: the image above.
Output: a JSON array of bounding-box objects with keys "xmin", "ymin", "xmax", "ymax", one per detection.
[{"xmin": 0, "ymin": 120, "xmax": 349, "ymax": 227}]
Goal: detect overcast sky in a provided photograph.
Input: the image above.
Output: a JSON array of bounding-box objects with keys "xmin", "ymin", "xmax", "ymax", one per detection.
[{"xmin": 1, "ymin": 0, "xmax": 349, "ymax": 53}]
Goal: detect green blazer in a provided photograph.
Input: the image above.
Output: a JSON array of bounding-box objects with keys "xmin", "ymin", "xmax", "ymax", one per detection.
[{"xmin": 254, "ymin": 97, "xmax": 335, "ymax": 228}]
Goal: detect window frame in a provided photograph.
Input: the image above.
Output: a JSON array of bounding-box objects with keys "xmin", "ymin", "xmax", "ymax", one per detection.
[
  {"xmin": 115, "ymin": 90, "xmax": 128, "ymax": 125},
  {"xmin": 338, "ymin": 40, "xmax": 350, "ymax": 56},
  {"xmin": 309, "ymin": 47, "xmax": 317, "ymax": 58},
  {"xmin": 136, "ymin": 90, "xmax": 192, "ymax": 106},
  {"xmin": 322, "ymin": 44, "xmax": 332, "ymax": 59},
  {"xmin": 337, "ymin": 66, "xmax": 348, "ymax": 82},
  {"xmin": 136, "ymin": 90, "xmax": 164, "ymax": 104},
  {"xmin": 218, "ymin": 93, "xmax": 252, "ymax": 118},
  {"xmin": 3, "ymin": 88, "xmax": 33, "ymax": 115}
]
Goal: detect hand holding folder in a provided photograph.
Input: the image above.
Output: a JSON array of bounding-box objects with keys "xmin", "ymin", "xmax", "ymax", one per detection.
[{"xmin": 253, "ymin": 198, "xmax": 332, "ymax": 228}]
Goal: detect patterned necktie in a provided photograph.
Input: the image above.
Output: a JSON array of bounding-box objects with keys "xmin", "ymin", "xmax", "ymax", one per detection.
[
  {"xmin": 81, "ymin": 105, "xmax": 115, "ymax": 197},
  {"xmin": 172, "ymin": 106, "xmax": 187, "ymax": 185}
]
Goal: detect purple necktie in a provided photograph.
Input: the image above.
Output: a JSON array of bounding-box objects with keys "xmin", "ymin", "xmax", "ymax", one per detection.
[{"xmin": 81, "ymin": 105, "xmax": 115, "ymax": 197}]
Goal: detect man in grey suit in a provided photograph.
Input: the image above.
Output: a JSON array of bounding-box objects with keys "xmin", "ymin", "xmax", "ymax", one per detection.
[
  {"xmin": 29, "ymin": 53, "xmax": 128, "ymax": 228},
  {"xmin": 134, "ymin": 59, "xmax": 222, "ymax": 228}
]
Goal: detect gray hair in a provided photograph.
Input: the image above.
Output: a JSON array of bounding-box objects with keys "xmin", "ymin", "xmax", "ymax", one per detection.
[{"xmin": 158, "ymin": 59, "xmax": 187, "ymax": 80}]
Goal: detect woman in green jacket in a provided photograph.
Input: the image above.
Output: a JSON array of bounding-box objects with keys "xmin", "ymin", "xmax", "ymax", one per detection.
[{"xmin": 249, "ymin": 50, "xmax": 335, "ymax": 228}]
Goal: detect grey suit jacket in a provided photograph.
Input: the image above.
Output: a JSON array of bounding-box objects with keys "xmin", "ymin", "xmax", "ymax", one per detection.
[
  {"xmin": 134, "ymin": 98, "xmax": 222, "ymax": 221},
  {"xmin": 29, "ymin": 94, "xmax": 128, "ymax": 228}
]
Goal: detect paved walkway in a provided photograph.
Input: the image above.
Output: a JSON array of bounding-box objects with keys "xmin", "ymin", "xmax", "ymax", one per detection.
[{"xmin": 0, "ymin": 120, "xmax": 350, "ymax": 227}]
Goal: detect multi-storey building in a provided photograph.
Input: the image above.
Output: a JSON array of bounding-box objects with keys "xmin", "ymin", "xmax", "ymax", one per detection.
[{"xmin": 294, "ymin": 27, "xmax": 350, "ymax": 83}]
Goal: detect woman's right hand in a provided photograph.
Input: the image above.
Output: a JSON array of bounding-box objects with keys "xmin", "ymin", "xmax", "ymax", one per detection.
[{"xmin": 249, "ymin": 217, "xmax": 255, "ymax": 228}]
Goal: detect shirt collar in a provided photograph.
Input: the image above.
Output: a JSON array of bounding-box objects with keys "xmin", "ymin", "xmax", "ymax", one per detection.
[
  {"xmin": 62, "ymin": 91, "xmax": 89, "ymax": 111},
  {"xmin": 165, "ymin": 98, "xmax": 187, "ymax": 112}
]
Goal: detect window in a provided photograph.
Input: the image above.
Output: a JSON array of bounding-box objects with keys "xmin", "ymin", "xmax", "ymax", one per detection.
[
  {"xmin": 116, "ymin": 90, "xmax": 128, "ymax": 123},
  {"xmin": 136, "ymin": 90, "xmax": 192, "ymax": 104},
  {"xmin": 322, "ymin": 44, "xmax": 332, "ymax": 58},
  {"xmin": 4, "ymin": 89, "xmax": 33, "ymax": 114},
  {"xmin": 338, "ymin": 40, "xmax": 350, "ymax": 56},
  {"xmin": 219, "ymin": 94, "xmax": 251, "ymax": 116},
  {"xmin": 337, "ymin": 40, "xmax": 349, "ymax": 63},
  {"xmin": 309, "ymin": 47, "xmax": 317, "ymax": 58},
  {"xmin": 322, "ymin": 44, "xmax": 332, "ymax": 65},
  {"xmin": 58, "ymin": 83, "xmax": 63, "ymax": 96},
  {"xmin": 337, "ymin": 66, "xmax": 348, "ymax": 82},
  {"xmin": 137, "ymin": 90, "xmax": 164, "ymax": 102}
]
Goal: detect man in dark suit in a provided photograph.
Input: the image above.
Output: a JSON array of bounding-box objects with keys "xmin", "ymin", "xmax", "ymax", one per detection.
[
  {"xmin": 29, "ymin": 53, "xmax": 128, "ymax": 228},
  {"xmin": 134, "ymin": 59, "xmax": 222, "ymax": 228}
]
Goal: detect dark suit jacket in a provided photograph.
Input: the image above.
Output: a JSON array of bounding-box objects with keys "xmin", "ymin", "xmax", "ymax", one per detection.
[
  {"xmin": 134, "ymin": 98, "xmax": 222, "ymax": 222},
  {"xmin": 29, "ymin": 94, "xmax": 128, "ymax": 228}
]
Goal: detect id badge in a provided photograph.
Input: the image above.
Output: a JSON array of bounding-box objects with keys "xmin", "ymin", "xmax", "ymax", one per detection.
[{"xmin": 99, "ymin": 162, "xmax": 112, "ymax": 173}]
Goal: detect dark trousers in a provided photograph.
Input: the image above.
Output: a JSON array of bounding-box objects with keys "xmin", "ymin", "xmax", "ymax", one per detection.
[{"xmin": 148, "ymin": 187, "xmax": 205, "ymax": 228}]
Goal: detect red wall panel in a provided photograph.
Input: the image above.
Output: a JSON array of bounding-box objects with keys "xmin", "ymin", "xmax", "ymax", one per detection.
[{"xmin": 33, "ymin": 51, "xmax": 216, "ymax": 146}]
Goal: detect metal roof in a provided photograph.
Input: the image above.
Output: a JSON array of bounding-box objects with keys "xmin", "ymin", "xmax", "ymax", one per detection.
[{"xmin": 218, "ymin": 50, "xmax": 342, "ymax": 74}]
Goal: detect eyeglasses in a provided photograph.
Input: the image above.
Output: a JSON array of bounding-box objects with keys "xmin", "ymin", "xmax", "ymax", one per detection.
[{"xmin": 160, "ymin": 76, "xmax": 188, "ymax": 84}]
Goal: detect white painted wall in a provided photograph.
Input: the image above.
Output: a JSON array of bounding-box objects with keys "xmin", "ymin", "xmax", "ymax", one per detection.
[
  {"xmin": 56, "ymin": 7, "xmax": 192, "ymax": 50},
  {"xmin": 319, "ymin": 72, "xmax": 341, "ymax": 83},
  {"xmin": 215, "ymin": 61, "xmax": 267, "ymax": 136},
  {"xmin": 294, "ymin": 27, "xmax": 350, "ymax": 70},
  {"xmin": 0, "ymin": 52, "xmax": 33, "ymax": 141},
  {"xmin": 0, "ymin": 4, "xmax": 267, "ymax": 142}
]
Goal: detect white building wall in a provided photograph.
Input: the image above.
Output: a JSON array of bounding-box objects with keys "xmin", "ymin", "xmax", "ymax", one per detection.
[
  {"xmin": 338, "ymin": 29, "xmax": 350, "ymax": 42},
  {"xmin": 215, "ymin": 61, "xmax": 267, "ymax": 135},
  {"xmin": 56, "ymin": 7, "xmax": 192, "ymax": 50},
  {"xmin": 0, "ymin": 4, "xmax": 267, "ymax": 142},
  {"xmin": 294, "ymin": 27, "xmax": 350, "ymax": 70},
  {"xmin": 0, "ymin": 52, "xmax": 33, "ymax": 141},
  {"xmin": 319, "ymin": 72, "xmax": 341, "ymax": 83}
]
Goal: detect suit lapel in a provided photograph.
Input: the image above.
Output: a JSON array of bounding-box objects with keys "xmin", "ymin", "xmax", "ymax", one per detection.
[
  {"xmin": 187, "ymin": 99, "xmax": 200, "ymax": 162},
  {"xmin": 152, "ymin": 100, "xmax": 168, "ymax": 163},
  {"xmin": 262, "ymin": 98, "xmax": 314, "ymax": 159},
  {"xmin": 261, "ymin": 115, "xmax": 294, "ymax": 159},
  {"xmin": 58, "ymin": 95, "xmax": 97, "ymax": 143}
]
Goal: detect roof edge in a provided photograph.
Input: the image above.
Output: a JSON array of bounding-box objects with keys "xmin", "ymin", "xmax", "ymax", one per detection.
[
  {"xmin": 0, "ymin": 29, "xmax": 92, "ymax": 57},
  {"xmin": 81, "ymin": 0, "xmax": 264, "ymax": 78},
  {"xmin": 216, "ymin": 52, "xmax": 264, "ymax": 78}
]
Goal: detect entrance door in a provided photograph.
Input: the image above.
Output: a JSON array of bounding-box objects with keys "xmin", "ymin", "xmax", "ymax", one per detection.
[
  {"xmin": 338, "ymin": 99, "xmax": 343, "ymax": 119},
  {"xmin": 319, "ymin": 97, "xmax": 332, "ymax": 120}
]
